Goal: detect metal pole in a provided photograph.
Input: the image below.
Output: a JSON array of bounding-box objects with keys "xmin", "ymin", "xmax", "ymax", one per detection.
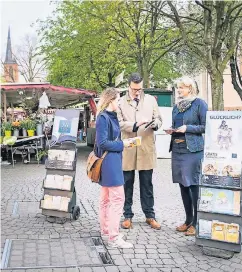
[{"xmin": 3, "ymin": 92, "xmax": 7, "ymax": 120}]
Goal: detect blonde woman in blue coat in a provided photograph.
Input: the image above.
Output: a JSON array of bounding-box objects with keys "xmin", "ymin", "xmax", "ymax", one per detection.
[{"xmin": 96, "ymin": 88, "xmax": 133, "ymax": 249}]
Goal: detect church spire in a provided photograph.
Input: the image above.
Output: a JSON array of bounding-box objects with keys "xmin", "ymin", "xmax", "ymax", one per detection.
[{"xmin": 4, "ymin": 27, "xmax": 17, "ymax": 64}]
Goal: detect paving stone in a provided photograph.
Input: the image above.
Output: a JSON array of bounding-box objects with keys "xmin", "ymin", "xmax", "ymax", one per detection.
[
  {"xmin": 123, "ymin": 253, "xmax": 135, "ymax": 259},
  {"xmin": 198, "ymin": 264, "xmax": 212, "ymax": 271},
  {"xmin": 184, "ymin": 257, "xmax": 198, "ymax": 263},
  {"xmin": 92, "ymin": 267, "xmax": 106, "ymax": 272},
  {"xmin": 231, "ymin": 263, "xmax": 242, "ymax": 270},
  {"xmin": 220, "ymin": 265, "xmax": 235, "ymax": 272},
  {"xmin": 117, "ymin": 266, "xmax": 133, "ymax": 272},
  {"xmin": 174, "ymin": 258, "xmax": 187, "ymax": 265},
  {"xmin": 157, "ymin": 249, "xmax": 170, "ymax": 254},
  {"xmin": 147, "ymin": 254, "xmax": 159, "ymax": 259},
  {"xmin": 113, "ymin": 256, "xmax": 127, "ymax": 266},
  {"xmin": 131, "ymin": 259, "xmax": 144, "ymax": 265},
  {"xmin": 144, "ymin": 258, "xmax": 157, "ymax": 265},
  {"xmin": 134, "ymin": 245, "xmax": 146, "ymax": 249},
  {"xmin": 135, "ymin": 249, "xmax": 146, "ymax": 254},
  {"xmin": 162, "ymin": 258, "xmax": 176, "ymax": 265},
  {"xmin": 146, "ymin": 249, "xmax": 157, "ymax": 254},
  {"xmin": 135, "ymin": 254, "xmax": 147, "ymax": 259},
  {"xmin": 108, "ymin": 249, "xmax": 121, "ymax": 255},
  {"xmin": 105, "ymin": 266, "xmax": 120, "ymax": 272},
  {"xmin": 186, "ymin": 266, "xmax": 201, "ymax": 272},
  {"xmin": 170, "ymin": 253, "xmax": 182, "ymax": 259},
  {"xmin": 208, "ymin": 262, "xmax": 222, "ymax": 268},
  {"xmin": 145, "ymin": 245, "xmax": 157, "ymax": 249},
  {"xmin": 79, "ymin": 268, "xmax": 93, "ymax": 272},
  {"xmin": 122, "ymin": 249, "xmax": 135, "ymax": 254},
  {"xmin": 158, "ymin": 254, "xmax": 171, "ymax": 259},
  {"xmin": 208, "ymin": 269, "xmax": 222, "ymax": 272}
]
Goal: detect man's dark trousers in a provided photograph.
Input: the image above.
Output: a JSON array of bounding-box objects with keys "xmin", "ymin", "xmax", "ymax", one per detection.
[{"xmin": 123, "ymin": 169, "xmax": 155, "ymax": 219}]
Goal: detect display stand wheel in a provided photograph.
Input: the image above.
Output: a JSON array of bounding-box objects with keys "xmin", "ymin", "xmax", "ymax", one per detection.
[
  {"xmin": 202, "ymin": 246, "xmax": 234, "ymax": 259},
  {"xmin": 72, "ymin": 205, "xmax": 80, "ymax": 220}
]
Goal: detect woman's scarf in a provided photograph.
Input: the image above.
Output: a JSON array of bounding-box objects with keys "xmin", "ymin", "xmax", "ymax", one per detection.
[{"xmin": 176, "ymin": 97, "xmax": 196, "ymax": 112}]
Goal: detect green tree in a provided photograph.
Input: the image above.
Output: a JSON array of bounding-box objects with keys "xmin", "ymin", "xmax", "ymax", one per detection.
[
  {"xmin": 160, "ymin": 1, "xmax": 242, "ymax": 110},
  {"xmin": 38, "ymin": 1, "xmax": 181, "ymax": 90},
  {"xmin": 38, "ymin": 1, "xmax": 126, "ymax": 90}
]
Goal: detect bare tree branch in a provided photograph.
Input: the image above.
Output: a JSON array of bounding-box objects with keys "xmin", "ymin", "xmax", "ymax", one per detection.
[
  {"xmin": 195, "ymin": 0, "xmax": 212, "ymax": 14},
  {"xmin": 230, "ymin": 55, "xmax": 242, "ymax": 100}
]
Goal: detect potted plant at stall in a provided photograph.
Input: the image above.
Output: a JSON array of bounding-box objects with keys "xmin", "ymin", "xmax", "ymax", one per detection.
[
  {"xmin": 29, "ymin": 111, "xmax": 46, "ymax": 136},
  {"xmin": 36, "ymin": 116, "xmax": 45, "ymax": 136},
  {"xmin": 12, "ymin": 121, "xmax": 20, "ymax": 137},
  {"xmin": 2, "ymin": 121, "xmax": 12, "ymax": 137},
  {"xmin": 25, "ymin": 119, "xmax": 36, "ymax": 137},
  {"xmin": 20, "ymin": 120, "xmax": 27, "ymax": 137},
  {"xmin": 36, "ymin": 149, "xmax": 48, "ymax": 164}
]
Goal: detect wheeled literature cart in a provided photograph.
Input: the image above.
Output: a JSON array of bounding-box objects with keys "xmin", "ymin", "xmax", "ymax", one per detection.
[
  {"xmin": 195, "ymin": 111, "xmax": 242, "ymax": 258},
  {"xmin": 40, "ymin": 109, "xmax": 81, "ymax": 221}
]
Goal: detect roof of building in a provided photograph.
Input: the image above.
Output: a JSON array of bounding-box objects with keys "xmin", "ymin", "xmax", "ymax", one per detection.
[
  {"xmin": 144, "ymin": 88, "xmax": 173, "ymax": 93},
  {"xmin": 4, "ymin": 27, "xmax": 17, "ymax": 64}
]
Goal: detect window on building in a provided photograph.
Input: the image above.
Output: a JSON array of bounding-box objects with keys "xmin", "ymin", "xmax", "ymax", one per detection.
[{"xmin": 9, "ymin": 67, "xmax": 14, "ymax": 80}]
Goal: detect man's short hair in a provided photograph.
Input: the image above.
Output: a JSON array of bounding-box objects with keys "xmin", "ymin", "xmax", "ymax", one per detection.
[{"xmin": 128, "ymin": 73, "xmax": 143, "ymax": 85}]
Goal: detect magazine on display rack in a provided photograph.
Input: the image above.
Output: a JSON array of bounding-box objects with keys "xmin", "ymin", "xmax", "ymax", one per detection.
[
  {"xmin": 199, "ymin": 187, "xmax": 240, "ymax": 216},
  {"xmin": 198, "ymin": 219, "xmax": 240, "ymax": 244},
  {"xmin": 201, "ymin": 160, "xmax": 242, "ymax": 188},
  {"xmin": 51, "ymin": 109, "xmax": 80, "ymax": 144},
  {"xmin": 204, "ymin": 111, "xmax": 242, "ymax": 161}
]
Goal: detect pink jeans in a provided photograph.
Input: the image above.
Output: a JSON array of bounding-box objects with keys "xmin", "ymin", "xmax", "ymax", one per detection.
[{"xmin": 99, "ymin": 186, "xmax": 125, "ymax": 241}]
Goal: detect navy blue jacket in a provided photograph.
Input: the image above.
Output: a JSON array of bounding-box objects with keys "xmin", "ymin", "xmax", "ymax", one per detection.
[
  {"xmin": 170, "ymin": 98, "xmax": 208, "ymax": 152},
  {"xmin": 95, "ymin": 110, "xmax": 124, "ymax": 187}
]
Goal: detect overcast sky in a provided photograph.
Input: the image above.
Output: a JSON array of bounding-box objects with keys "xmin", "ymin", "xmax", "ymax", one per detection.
[{"xmin": 0, "ymin": 0, "xmax": 56, "ymax": 60}]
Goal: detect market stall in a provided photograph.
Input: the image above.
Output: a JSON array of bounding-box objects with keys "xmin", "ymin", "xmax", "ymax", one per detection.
[{"xmin": 1, "ymin": 82, "xmax": 97, "ymax": 165}]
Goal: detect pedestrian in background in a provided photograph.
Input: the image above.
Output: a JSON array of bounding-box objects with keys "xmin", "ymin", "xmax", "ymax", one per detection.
[
  {"xmin": 164, "ymin": 76, "xmax": 208, "ymax": 236},
  {"xmin": 118, "ymin": 73, "xmax": 162, "ymax": 230},
  {"xmin": 95, "ymin": 87, "xmax": 133, "ymax": 248}
]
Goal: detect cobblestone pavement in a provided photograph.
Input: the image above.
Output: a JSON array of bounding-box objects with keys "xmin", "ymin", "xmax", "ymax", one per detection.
[{"xmin": 1, "ymin": 145, "xmax": 242, "ymax": 272}]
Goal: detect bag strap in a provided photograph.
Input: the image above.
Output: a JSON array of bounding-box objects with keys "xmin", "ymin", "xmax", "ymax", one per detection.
[{"xmin": 101, "ymin": 151, "xmax": 108, "ymax": 159}]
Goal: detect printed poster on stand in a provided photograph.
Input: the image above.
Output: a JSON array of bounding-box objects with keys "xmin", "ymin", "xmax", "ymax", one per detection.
[
  {"xmin": 204, "ymin": 111, "xmax": 242, "ymax": 160},
  {"xmin": 51, "ymin": 109, "xmax": 80, "ymax": 144}
]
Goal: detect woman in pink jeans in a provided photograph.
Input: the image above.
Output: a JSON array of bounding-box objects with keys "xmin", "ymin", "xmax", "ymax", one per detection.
[{"xmin": 95, "ymin": 88, "xmax": 133, "ymax": 248}]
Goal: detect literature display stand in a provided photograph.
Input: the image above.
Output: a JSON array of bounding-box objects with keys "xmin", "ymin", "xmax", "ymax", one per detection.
[
  {"xmin": 196, "ymin": 111, "xmax": 242, "ymax": 257},
  {"xmin": 40, "ymin": 109, "xmax": 81, "ymax": 221}
]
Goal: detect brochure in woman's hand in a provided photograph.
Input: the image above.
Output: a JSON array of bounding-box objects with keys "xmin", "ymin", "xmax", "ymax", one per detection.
[{"xmin": 163, "ymin": 128, "xmax": 177, "ymax": 134}]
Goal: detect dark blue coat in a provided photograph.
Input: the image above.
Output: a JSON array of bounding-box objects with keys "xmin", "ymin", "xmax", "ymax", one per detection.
[
  {"xmin": 95, "ymin": 110, "xmax": 124, "ymax": 187},
  {"xmin": 170, "ymin": 98, "xmax": 208, "ymax": 152}
]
